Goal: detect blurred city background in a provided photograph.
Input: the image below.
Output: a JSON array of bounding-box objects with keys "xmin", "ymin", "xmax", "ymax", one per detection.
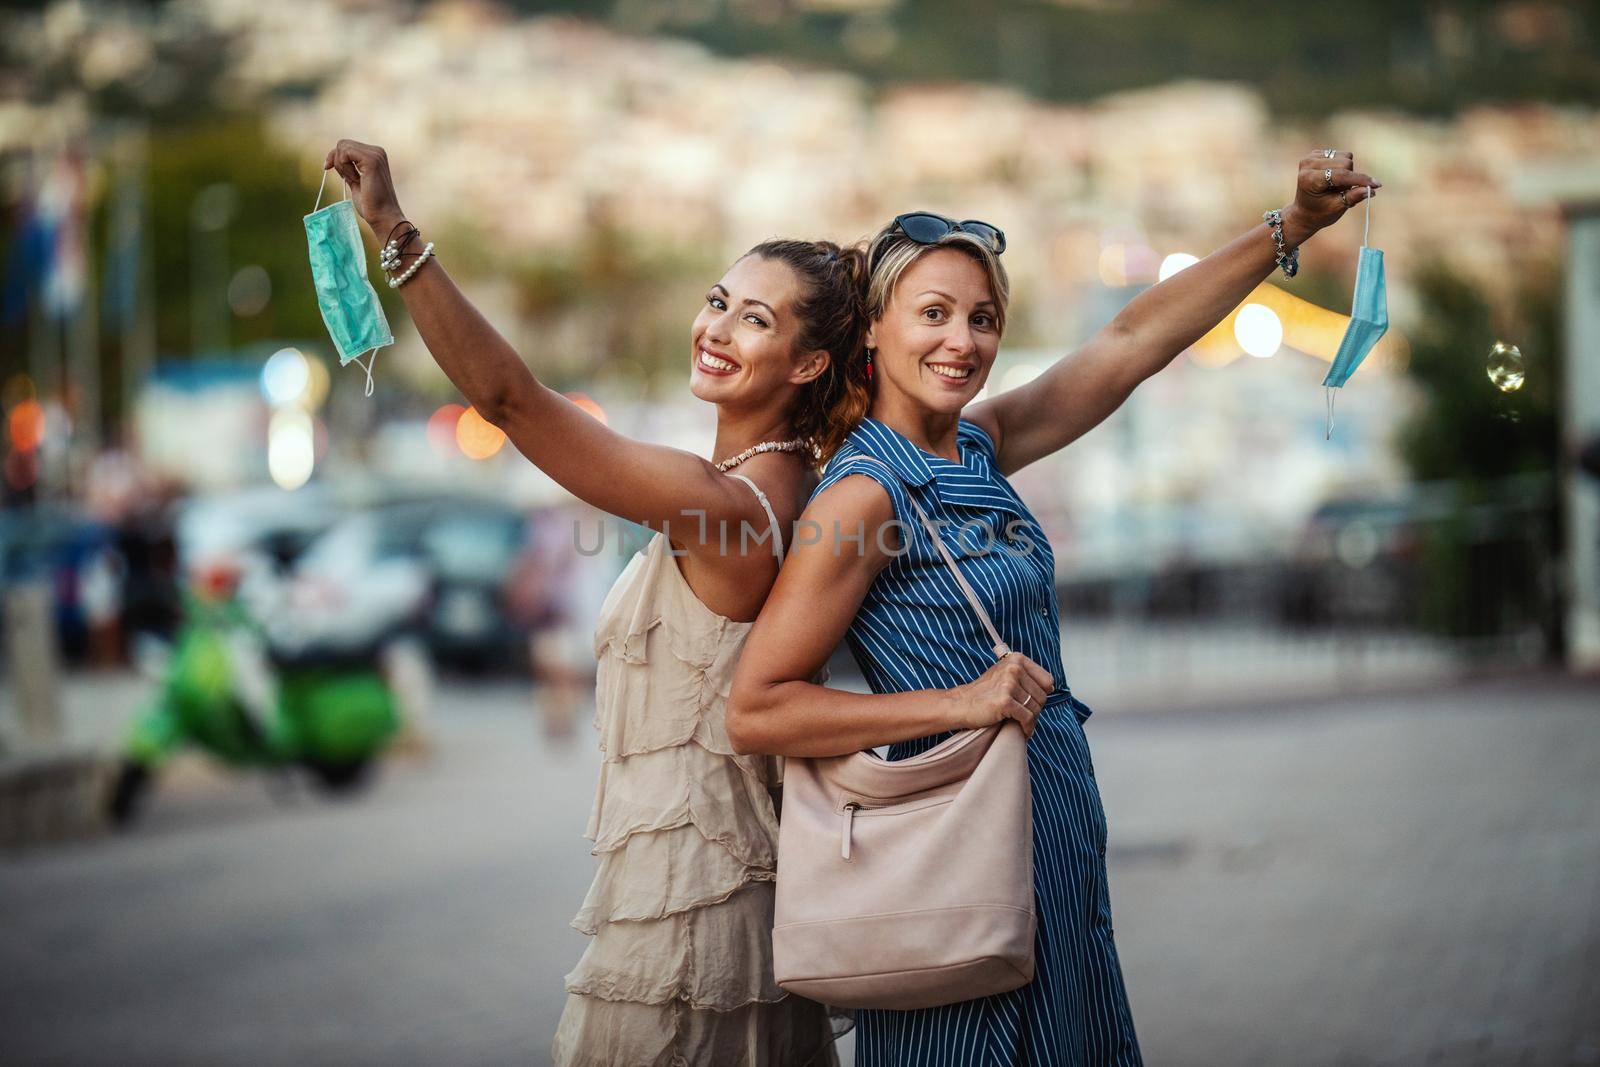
[{"xmin": 2, "ymin": 0, "xmax": 1598, "ymax": 1063}]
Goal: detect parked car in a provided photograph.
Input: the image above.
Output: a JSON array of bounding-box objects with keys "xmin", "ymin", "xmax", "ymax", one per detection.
[
  {"xmin": 418, "ymin": 502, "xmax": 531, "ymax": 672},
  {"xmin": 263, "ymin": 502, "xmax": 438, "ymax": 663},
  {"xmin": 175, "ymin": 485, "xmax": 342, "ymax": 575},
  {"xmin": 1279, "ymin": 495, "xmax": 1422, "ymax": 627},
  {"xmin": 271, "ymin": 493, "xmax": 535, "ymax": 673}
]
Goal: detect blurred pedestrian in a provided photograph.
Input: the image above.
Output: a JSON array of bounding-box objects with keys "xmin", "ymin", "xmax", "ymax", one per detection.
[
  {"xmin": 77, "ymin": 539, "xmax": 124, "ymax": 668},
  {"xmin": 730, "ymin": 153, "xmax": 1382, "ymax": 1065},
  {"xmin": 508, "ymin": 503, "xmax": 614, "ymax": 741},
  {"xmin": 322, "ymin": 140, "xmax": 865, "ymax": 1065}
]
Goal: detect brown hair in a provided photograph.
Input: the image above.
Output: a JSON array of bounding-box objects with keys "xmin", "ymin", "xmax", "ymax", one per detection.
[{"xmin": 745, "ymin": 238, "xmax": 873, "ymax": 465}]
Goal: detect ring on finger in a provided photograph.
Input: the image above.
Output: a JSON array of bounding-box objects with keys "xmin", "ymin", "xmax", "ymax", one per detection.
[
  {"xmin": 1019, "ymin": 692, "xmax": 1033, "ymax": 711},
  {"xmin": 1339, "ymin": 189, "xmax": 1351, "ymax": 207},
  {"xmin": 1324, "ymin": 167, "xmax": 1334, "ymax": 189},
  {"xmin": 1323, "ymin": 148, "xmax": 1338, "ymax": 158}
]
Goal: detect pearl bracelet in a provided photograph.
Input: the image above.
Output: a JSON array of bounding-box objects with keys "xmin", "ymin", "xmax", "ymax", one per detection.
[{"xmin": 387, "ymin": 240, "xmax": 434, "ymax": 288}]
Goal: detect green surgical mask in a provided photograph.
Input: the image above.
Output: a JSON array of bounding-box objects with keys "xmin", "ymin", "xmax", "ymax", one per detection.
[{"xmin": 305, "ymin": 172, "xmax": 392, "ymax": 396}]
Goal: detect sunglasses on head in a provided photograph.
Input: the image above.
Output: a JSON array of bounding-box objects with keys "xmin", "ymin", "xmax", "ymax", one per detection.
[{"xmin": 874, "ymin": 212, "xmax": 1007, "ymax": 265}]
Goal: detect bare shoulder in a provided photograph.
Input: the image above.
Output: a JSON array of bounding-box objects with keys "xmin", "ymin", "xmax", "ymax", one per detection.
[
  {"xmin": 806, "ymin": 465, "xmax": 895, "ymax": 525},
  {"xmin": 801, "ymin": 464, "xmax": 901, "ymax": 566},
  {"xmin": 725, "ymin": 452, "xmax": 816, "ymax": 527},
  {"xmin": 960, "ymin": 404, "xmax": 1005, "ymax": 457}
]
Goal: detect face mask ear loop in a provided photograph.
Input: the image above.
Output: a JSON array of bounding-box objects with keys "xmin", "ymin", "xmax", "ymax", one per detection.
[
  {"xmin": 312, "ymin": 168, "xmax": 353, "ymax": 214},
  {"xmin": 1325, "ymin": 384, "xmax": 1336, "ymax": 440},
  {"xmin": 316, "ymin": 167, "xmax": 345, "ymax": 214},
  {"xmin": 1363, "ymin": 189, "xmax": 1372, "ymax": 247},
  {"xmin": 358, "ymin": 352, "xmax": 376, "ymax": 397}
]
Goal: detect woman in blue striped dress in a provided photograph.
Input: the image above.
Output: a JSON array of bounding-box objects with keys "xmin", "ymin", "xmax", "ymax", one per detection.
[{"xmin": 730, "ymin": 156, "xmax": 1381, "ymax": 1065}]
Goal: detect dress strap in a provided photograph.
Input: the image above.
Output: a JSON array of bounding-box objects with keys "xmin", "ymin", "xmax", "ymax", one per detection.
[{"xmin": 726, "ymin": 472, "xmax": 785, "ymax": 566}]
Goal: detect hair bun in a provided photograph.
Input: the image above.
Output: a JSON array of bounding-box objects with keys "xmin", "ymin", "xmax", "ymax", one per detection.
[
  {"xmin": 742, "ymin": 235, "xmax": 875, "ymax": 465},
  {"xmin": 839, "ymin": 243, "xmax": 870, "ymax": 293}
]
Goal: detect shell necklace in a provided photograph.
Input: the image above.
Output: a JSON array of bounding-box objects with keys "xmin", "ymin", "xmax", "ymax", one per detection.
[{"xmin": 714, "ymin": 438, "xmax": 808, "ymax": 472}]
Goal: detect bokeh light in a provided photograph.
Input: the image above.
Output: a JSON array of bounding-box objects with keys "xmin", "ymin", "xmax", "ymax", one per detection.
[
  {"xmin": 1158, "ymin": 252, "xmax": 1199, "ymax": 282},
  {"xmin": 228, "ymin": 265, "xmax": 272, "ymax": 317},
  {"xmin": 565, "ymin": 392, "xmax": 608, "ymax": 425},
  {"xmin": 1097, "ymin": 243, "xmax": 1161, "ymax": 287},
  {"xmin": 302, "ymin": 355, "xmax": 332, "ymax": 410},
  {"xmin": 427, "ymin": 403, "xmax": 467, "ymax": 456},
  {"xmin": 1234, "ymin": 303, "xmax": 1283, "ymax": 359},
  {"xmin": 261, "ymin": 348, "xmax": 311, "ymax": 407},
  {"xmin": 455, "ymin": 406, "xmax": 507, "ymax": 459},
  {"xmin": 7, "ymin": 398, "xmax": 45, "ymax": 452},
  {"xmin": 1486, "ymin": 341, "xmax": 1525, "ymax": 392},
  {"xmin": 267, "ymin": 406, "xmax": 315, "ymax": 489},
  {"xmin": 1188, "ymin": 282, "xmax": 1406, "ymax": 369}
]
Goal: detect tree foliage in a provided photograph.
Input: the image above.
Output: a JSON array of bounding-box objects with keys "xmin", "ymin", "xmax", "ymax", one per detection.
[{"xmin": 1397, "ymin": 258, "xmax": 1559, "ymax": 487}]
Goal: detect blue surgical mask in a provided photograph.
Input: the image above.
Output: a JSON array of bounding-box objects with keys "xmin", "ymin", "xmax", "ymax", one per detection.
[
  {"xmin": 1321, "ymin": 195, "xmax": 1387, "ymax": 437},
  {"xmin": 305, "ymin": 172, "xmax": 393, "ymax": 396}
]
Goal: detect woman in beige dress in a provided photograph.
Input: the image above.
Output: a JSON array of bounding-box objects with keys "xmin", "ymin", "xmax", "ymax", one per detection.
[{"xmin": 324, "ymin": 140, "xmax": 861, "ymax": 1064}]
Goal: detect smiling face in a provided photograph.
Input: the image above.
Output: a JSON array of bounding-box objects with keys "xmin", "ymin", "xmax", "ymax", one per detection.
[
  {"xmin": 865, "ymin": 248, "xmax": 1001, "ymax": 417},
  {"xmin": 689, "ymin": 254, "xmax": 819, "ymax": 407}
]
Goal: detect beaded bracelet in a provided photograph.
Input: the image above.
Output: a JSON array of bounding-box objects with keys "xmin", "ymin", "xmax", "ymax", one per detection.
[
  {"xmin": 384, "ymin": 218, "xmax": 415, "ymax": 249},
  {"xmin": 1262, "ymin": 209, "xmax": 1299, "ymax": 278},
  {"xmin": 379, "ymin": 222, "xmax": 419, "ymax": 274},
  {"xmin": 388, "ymin": 241, "xmax": 434, "ymax": 288},
  {"xmin": 379, "ymin": 222, "xmax": 435, "ymax": 288}
]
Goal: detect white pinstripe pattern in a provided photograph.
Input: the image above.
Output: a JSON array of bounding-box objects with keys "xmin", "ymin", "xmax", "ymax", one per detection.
[{"xmin": 812, "ymin": 416, "xmax": 1142, "ymax": 1066}]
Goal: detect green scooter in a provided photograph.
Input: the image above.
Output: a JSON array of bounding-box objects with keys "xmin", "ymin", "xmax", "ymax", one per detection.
[{"xmin": 109, "ymin": 563, "xmax": 403, "ymax": 825}]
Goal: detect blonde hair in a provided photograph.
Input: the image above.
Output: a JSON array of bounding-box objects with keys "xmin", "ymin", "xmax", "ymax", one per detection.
[
  {"xmin": 804, "ymin": 221, "xmax": 1011, "ymax": 465},
  {"xmin": 864, "ymin": 224, "xmax": 1011, "ymax": 336}
]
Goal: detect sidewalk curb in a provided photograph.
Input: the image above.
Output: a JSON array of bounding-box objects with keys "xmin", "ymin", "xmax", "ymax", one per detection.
[
  {"xmin": 0, "ymin": 750, "xmax": 114, "ymax": 850},
  {"xmin": 1092, "ymin": 665, "xmax": 1598, "ymax": 724}
]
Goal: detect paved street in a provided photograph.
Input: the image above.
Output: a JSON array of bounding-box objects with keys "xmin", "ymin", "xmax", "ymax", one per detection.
[{"xmin": 2, "ymin": 673, "xmax": 1597, "ymax": 1065}]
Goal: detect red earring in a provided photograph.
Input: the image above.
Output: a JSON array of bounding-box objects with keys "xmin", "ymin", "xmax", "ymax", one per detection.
[{"xmin": 865, "ymin": 348, "xmax": 874, "ymax": 380}]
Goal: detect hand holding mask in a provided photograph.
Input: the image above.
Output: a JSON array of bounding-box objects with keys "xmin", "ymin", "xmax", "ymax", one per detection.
[
  {"xmin": 1293, "ymin": 148, "xmax": 1381, "ymax": 233},
  {"xmin": 304, "ymin": 170, "xmax": 393, "ymax": 397}
]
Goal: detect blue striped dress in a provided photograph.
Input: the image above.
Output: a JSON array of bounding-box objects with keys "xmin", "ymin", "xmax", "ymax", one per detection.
[{"xmin": 810, "ymin": 415, "xmax": 1142, "ymax": 1067}]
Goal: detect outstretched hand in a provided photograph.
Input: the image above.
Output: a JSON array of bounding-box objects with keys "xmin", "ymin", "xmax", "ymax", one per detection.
[
  {"xmin": 1293, "ymin": 148, "xmax": 1382, "ymax": 234},
  {"xmin": 323, "ymin": 139, "xmax": 407, "ymax": 239}
]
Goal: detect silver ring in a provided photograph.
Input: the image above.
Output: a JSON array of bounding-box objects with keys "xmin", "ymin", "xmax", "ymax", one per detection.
[
  {"xmin": 1323, "ymin": 148, "xmax": 1338, "ymax": 158},
  {"xmin": 1324, "ymin": 167, "xmax": 1334, "ymax": 189},
  {"xmin": 1339, "ymin": 189, "xmax": 1351, "ymax": 207},
  {"xmin": 1019, "ymin": 693, "xmax": 1033, "ymax": 710}
]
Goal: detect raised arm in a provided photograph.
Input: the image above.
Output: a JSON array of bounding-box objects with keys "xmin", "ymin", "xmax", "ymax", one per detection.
[
  {"xmin": 967, "ymin": 150, "xmax": 1382, "ymax": 475},
  {"xmin": 324, "ymin": 140, "xmax": 764, "ymax": 542},
  {"xmin": 726, "ymin": 474, "xmax": 1053, "ymax": 756}
]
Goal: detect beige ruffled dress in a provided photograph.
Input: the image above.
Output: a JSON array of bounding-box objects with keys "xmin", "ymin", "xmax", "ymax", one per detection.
[{"xmin": 552, "ymin": 473, "xmax": 841, "ymax": 1067}]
